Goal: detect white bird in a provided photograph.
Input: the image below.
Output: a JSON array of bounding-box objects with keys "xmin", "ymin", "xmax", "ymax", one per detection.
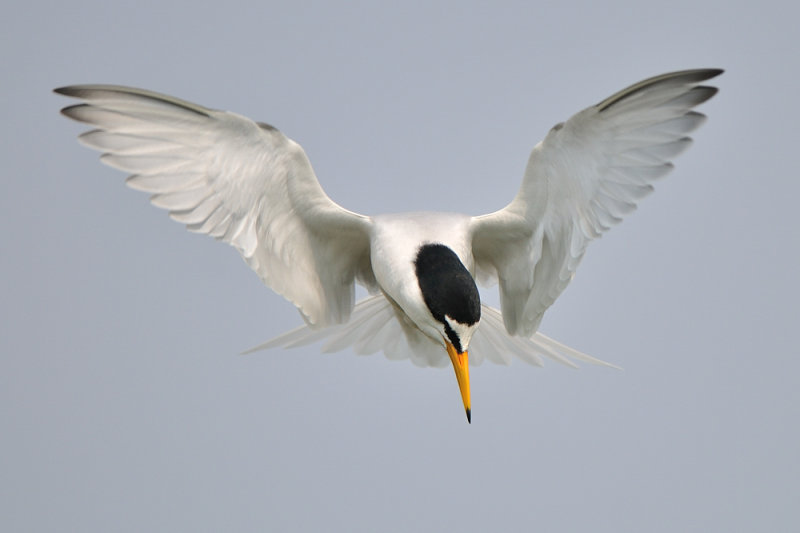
[{"xmin": 56, "ymin": 69, "xmax": 722, "ymax": 422}]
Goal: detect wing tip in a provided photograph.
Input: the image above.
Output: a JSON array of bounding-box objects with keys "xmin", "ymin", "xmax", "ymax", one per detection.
[
  {"xmin": 677, "ymin": 67, "xmax": 724, "ymax": 83},
  {"xmin": 699, "ymin": 67, "xmax": 725, "ymax": 79},
  {"xmin": 54, "ymin": 84, "xmax": 213, "ymax": 117},
  {"xmin": 597, "ymin": 68, "xmax": 724, "ymax": 112},
  {"xmin": 59, "ymin": 103, "xmax": 88, "ymax": 121},
  {"xmin": 685, "ymin": 85, "xmax": 720, "ymax": 107},
  {"xmin": 54, "ymin": 84, "xmax": 112, "ymax": 99}
]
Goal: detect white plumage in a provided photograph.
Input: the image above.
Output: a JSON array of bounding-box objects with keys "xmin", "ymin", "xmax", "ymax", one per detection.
[{"xmin": 57, "ymin": 69, "xmax": 721, "ymax": 419}]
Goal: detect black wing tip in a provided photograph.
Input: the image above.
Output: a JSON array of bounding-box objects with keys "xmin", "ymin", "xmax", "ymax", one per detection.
[
  {"xmin": 660, "ymin": 68, "xmax": 724, "ymax": 84},
  {"xmin": 701, "ymin": 67, "xmax": 724, "ymax": 79},
  {"xmin": 692, "ymin": 85, "xmax": 720, "ymax": 105},
  {"xmin": 682, "ymin": 68, "xmax": 724, "ymax": 82},
  {"xmin": 53, "ymin": 84, "xmax": 213, "ymax": 117},
  {"xmin": 53, "ymin": 85, "xmax": 104, "ymax": 98},
  {"xmin": 54, "ymin": 84, "xmax": 120, "ymax": 96},
  {"xmin": 597, "ymin": 68, "xmax": 724, "ymax": 112},
  {"xmin": 59, "ymin": 103, "xmax": 89, "ymax": 120}
]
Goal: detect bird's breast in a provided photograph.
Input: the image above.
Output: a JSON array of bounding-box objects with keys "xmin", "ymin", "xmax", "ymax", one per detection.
[{"xmin": 369, "ymin": 212, "xmax": 475, "ymax": 337}]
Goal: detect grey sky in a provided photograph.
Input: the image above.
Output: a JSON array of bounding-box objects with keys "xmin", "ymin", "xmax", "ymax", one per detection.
[{"xmin": 2, "ymin": 1, "xmax": 798, "ymax": 531}]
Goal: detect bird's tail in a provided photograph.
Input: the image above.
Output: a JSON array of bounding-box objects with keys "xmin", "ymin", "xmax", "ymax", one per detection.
[{"xmin": 244, "ymin": 295, "xmax": 619, "ymax": 369}]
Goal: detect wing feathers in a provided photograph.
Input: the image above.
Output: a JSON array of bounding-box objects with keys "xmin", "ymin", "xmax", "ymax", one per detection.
[
  {"xmin": 472, "ymin": 69, "xmax": 722, "ymax": 337},
  {"xmin": 126, "ymin": 172, "xmax": 205, "ymax": 194},
  {"xmin": 55, "ymin": 84, "xmax": 214, "ymax": 117},
  {"xmin": 596, "ymin": 68, "xmax": 722, "ymax": 111},
  {"xmin": 58, "ymin": 84, "xmax": 373, "ymax": 326}
]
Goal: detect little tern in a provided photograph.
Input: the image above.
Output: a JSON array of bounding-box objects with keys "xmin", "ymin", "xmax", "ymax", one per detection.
[{"xmin": 56, "ymin": 68, "xmax": 722, "ymax": 422}]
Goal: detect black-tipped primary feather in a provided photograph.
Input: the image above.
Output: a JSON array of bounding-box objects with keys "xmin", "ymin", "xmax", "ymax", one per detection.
[
  {"xmin": 55, "ymin": 85, "xmax": 213, "ymax": 117},
  {"xmin": 596, "ymin": 68, "xmax": 723, "ymax": 111}
]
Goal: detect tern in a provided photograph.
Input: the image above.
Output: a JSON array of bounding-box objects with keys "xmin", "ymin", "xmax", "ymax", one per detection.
[{"xmin": 56, "ymin": 68, "xmax": 722, "ymax": 422}]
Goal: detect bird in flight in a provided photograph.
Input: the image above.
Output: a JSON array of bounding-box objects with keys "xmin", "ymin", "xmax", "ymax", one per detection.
[{"xmin": 56, "ymin": 68, "xmax": 722, "ymax": 422}]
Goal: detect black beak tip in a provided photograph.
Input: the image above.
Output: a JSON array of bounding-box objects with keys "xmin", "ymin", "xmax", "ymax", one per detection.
[{"xmin": 466, "ymin": 408, "xmax": 471, "ymax": 424}]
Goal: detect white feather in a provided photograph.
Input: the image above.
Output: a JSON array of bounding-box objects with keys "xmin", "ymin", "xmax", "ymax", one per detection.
[
  {"xmin": 246, "ymin": 296, "xmax": 617, "ymax": 369},
  {"xmin": 58, "ymin": 84, "xmax": 374, "ymax": 326},
  {"xmin": 471, "ymin": 69, "xmax": 721, "ymax": 337}
]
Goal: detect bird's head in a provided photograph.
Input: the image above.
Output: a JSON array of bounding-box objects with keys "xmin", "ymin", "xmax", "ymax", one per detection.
[{"xmin": 415, "ymin": 244, "xmax": 481, "ymax": 423}]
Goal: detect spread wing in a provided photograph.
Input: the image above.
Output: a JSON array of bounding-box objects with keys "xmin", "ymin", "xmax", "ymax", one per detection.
[
  {"xmin": 470, "ymin": 69, "xmax": 722, "ymax": 336},
  {"xmin": 56, "ymin": 85, "xmax": 375, "ymax": 326}
]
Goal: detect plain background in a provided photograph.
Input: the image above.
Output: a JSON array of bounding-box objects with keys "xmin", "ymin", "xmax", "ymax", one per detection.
[{"xmin": 2, "ymin": 1, "xmax": 798, "ymax": 531}]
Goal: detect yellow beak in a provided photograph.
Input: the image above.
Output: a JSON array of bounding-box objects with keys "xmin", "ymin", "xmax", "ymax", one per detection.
[{"xmin": 446, "ymin": 341, "xmax": 471, "ymax": 423}]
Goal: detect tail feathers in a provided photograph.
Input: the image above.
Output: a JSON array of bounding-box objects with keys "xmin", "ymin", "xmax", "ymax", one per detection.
[
  {"xmin": 245, "ymin": 296, "xmax": 619, "ymax": 370},
  {"xmin": 531, "ymin": 329, "xmax": 621, "ymax": 369},
  {"xmin": 244, "ymin": 296, "xmax": 448, "ymax": 367}
]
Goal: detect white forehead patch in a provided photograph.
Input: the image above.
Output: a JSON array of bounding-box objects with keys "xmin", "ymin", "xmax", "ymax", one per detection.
[{"xmin": 444, "ymin": 315, "xmax": 477, "ymax": 351}]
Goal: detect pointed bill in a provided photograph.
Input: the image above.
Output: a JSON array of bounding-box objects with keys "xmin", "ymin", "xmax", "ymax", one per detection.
[{"xmin": 446, "ymin": 342, "xmax": 471, "ymax": 423}]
